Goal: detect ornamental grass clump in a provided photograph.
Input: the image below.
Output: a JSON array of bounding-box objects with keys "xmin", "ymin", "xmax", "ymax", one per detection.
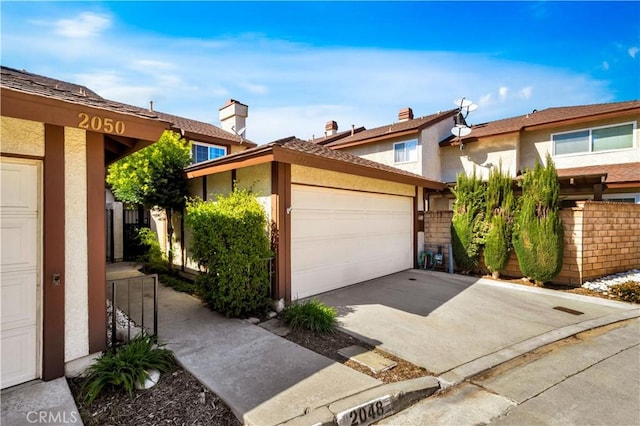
[
  {"xmin": 283, "ymin": 299, "xmax": 338, "ymax": 333},
  {"xmin": 81, "ymin": 334, "xmax": 175, "ymax": 405}
]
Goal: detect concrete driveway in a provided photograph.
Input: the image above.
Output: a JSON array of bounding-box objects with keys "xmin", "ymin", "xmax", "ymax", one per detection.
[{"xmin": 313, "ymin": 269, "xmax": 639, "ymax": 375}]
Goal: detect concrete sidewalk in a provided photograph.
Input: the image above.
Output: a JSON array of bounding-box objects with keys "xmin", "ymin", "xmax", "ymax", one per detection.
[{"xmin": 155, "ymin": 284, "xmax": 381, "ymax": 425}]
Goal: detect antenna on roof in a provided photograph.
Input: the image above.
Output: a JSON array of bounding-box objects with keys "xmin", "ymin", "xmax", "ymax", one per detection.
[
  {"xmin": 232, "ymin": 125, "xmax": 246, "ymax": 143},
  {"xmin": 450, "ymin": 97, "xmax": 477, "ymax": 151}
]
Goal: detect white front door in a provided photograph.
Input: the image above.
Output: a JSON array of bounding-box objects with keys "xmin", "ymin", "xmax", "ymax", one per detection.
[
  {"xmin": 291, "ymin": 185, "xmax": 413, "ymax": 299},
  {"xmin": 1, "ymin": 158, "xmax": 41, "ymax": 389}
]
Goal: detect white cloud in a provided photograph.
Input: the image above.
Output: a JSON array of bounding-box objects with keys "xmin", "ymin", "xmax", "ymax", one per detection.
[
  {"xmin": 629, "ymin": 47, "xmax": 639, "ymax": 59},
  {"xmin": 499, "ymin": 87, "xmax": 509, "ymax": 102},
  {"xmin": 3, "ymin": 14, "xmax": 615, "ymax": 143},
  {"xmin": 519, "ymin": 86, "xmax": 533, "ymax": 99},
  {"xmin": 53, "ymin": 12, "xmax": 110, "ymax": 38},
  {"xmin": 602, "ymin": 61, "xmax": 610, "ymax": 70}
]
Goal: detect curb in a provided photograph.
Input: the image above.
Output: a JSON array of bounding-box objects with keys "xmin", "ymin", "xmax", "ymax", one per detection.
[
  {"xmin": 438, "ymin": 308, "xmax": 640, "ymax": 388},
  {"xmin": 278, "ymin": 376, "xmax": 440, "ymax": 426}
]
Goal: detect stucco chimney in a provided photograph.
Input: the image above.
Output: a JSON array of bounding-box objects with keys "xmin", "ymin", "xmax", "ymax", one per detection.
[
  {"xmin": 398, "ymin": 107, "xmax": 414, "ymax": 122},
  {"xmin": 219, "ymin": 99, "xmax": 248, "ymax": 136},
  {"xmin": 325, "ymin": 120, "xmax": 338, "ymax": 136}
]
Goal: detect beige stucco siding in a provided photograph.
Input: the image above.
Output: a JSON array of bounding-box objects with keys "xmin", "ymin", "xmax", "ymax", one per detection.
[
  {"xmin": 205, "ymin": 171, "xmax": 232, "ymax": 200},
  {"xmin": 236, "ymin": 163, "xmax": 272, "ymax": 222},
  {"xmin": 63, "ymin": 127, "xmax": 89, "ymax": 362},
  {"xmin": 341, "ymin": 135, "xmax": 423, "ymax": 176},
  {"xmin": 441, "ymin": 133, "xmax": 518, "ymax": 182},
  {"xmin": 421, "ymin": 119, "xmax": 451, "ymax": 181},
  {"xmin": 291, "ymin": 164, "xmax": 415, "ymax": 197},
  {"xmin": 521, "ymin": 115, "xmax": 640, "ymax": 171},
  {"xmin": 0, "ymin": 117, "xmax": 45, "ymax": 157}
]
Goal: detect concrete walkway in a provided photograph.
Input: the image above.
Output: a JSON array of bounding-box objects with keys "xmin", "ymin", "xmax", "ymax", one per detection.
[{"xmin": 155, "ymin": 284, "xmax": 381, "ymax": 425}]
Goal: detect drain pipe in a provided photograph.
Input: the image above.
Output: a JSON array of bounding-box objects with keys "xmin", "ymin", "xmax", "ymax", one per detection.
[{"xmin": 448, "ymin": 243, "xmax": 454, "ymax": 273}]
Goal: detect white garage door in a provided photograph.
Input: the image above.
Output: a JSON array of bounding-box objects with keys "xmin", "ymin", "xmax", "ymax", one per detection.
[
  {"xmin": 1, "ymin": 159, "xmax": 40, "ymax": 389},
  {"xmin": 291, "ymin": 185, "xmax": 413, "ymax": 299}
]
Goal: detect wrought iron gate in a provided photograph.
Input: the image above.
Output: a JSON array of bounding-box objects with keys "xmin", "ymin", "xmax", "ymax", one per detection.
[{"xmin": 123, "ymin": 205, "xmax": 150, "ymax": 261}]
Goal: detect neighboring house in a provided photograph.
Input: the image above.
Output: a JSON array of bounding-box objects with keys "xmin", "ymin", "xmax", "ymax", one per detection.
[
  {"xmin": 107, "ymin": 99, "xmax": 256, "ymax": 262},
  {"xmin": 325, "ymin": 101, "xmax": 640, "ymax": 210},
  {"xmin": 0, "ymin": 66, "xmax": 170, "ymax": 388},
  {"xmin": 433, "ymin": 100, "xmax": 640, "ymax": 209},
  {"xmin": 322, "ymin": 107, "xmax": 458, "ymax": 182},
  {"xmin": 177, "ymin": 137, "xmax": 446, "ymax": 302},
  {"xmin": 310, "ymin": 120, "xmax": 366, "ymax": 146}
]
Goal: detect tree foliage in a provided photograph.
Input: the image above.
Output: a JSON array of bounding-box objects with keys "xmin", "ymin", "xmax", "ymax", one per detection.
[
  {"xmin": 450, "ymin": 168, "xmax": 485, "ymax": 272},
  {"xmin": 185, "ymin": 189, "xmax": 272, "ymax": 317},
  {"xmin": 106, "ymin": 131, "xmax": 191, "ymax": 269},
  {"xmin": 512, "ymin": 155, "xmax": 564, "ymax": 284},
  {"xmin": 483, "ymin": 164, "xmax": 516, "ymax": 275}
]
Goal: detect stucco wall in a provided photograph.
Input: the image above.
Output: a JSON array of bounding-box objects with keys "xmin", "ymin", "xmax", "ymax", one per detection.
[
  {"xmin": 340, "ymin": 135, "xmax": 423, "ymax": 176},
  {"xmin": 236, "ymin": 162, "xmax": 272, "ymax": 221},
  {"xmin": 440, "ymin": 133, "xmax": 518, "ymax": 183},
  {"xmin": 0, "ymin": 117, "xmax": 45, "ymax": 156},
  {"xmin": 205, "ymin": 171, "xmax": 233, "ymax": 200},
  {"xmin": 520, "ymin": 114, "xmax": 640, "ymax": 171},
  {"xmin": 64, "ymin": 127, "xmax": 89, "ymax": 362},
  {"xmin": 421, "ymin": 118, "xmax": 452, "ymax": 181},
  {"xmin": 291, "ymin": 164, "xmax": 415, "ymax": 197}
]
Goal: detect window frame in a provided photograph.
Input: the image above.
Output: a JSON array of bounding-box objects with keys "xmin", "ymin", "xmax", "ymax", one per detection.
[
  {"xmin": 191, "ymin": 141, "xmax": 227, "ymax": 164},
  {"xmin": 393, "ymin": 139, "xmax": 418, "ymax": 164},
  {"xmin": 551, "ymin": 121, "xmax": 636, "ymax": 157}
]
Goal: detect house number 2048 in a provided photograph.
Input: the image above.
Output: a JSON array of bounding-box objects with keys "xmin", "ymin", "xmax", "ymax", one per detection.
[{"xmin": 78, "ymin": 112, "xmax": 126, "ymax": 135}]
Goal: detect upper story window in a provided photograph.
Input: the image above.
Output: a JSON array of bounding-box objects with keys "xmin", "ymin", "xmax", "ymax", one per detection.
[
  {"xmin": 552, "ymin": 122, "xmax": 635, "ymax": 156},
  {"xmin": 191, "ymin": 142, "xmax": 226, "ymax": 164},
  {"xmin": 393, "ymin": 139, "xmax": 418, "ymax": 163}
]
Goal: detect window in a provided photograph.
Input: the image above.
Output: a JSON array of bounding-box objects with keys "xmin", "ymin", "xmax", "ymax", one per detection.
[
  {"xmin": 553, "ymin": 123, "xmax": 634, "ymax": 156},
  {"xmin": 393, "ymin": 139, "xmax": 418, "ymax": 163},
  {"xmin": 191, "ymin": 142, "xmax": 226, "ymax": 164}
]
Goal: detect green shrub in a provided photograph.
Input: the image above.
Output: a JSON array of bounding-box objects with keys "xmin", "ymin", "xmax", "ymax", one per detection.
[
  {"xmin": 609, "ymin": 281, "xmax": 640, "ymax": 303},
  {"xmin": 451, "ymin": 169, "xmax": 485, "ymax": 272},
  {"xmin": 185, "ymin": 189, "xmax": 272, "ymax": 317},
  {"xmin": 137, "ymin": 228, "xmax": 168, "ymax": 273},
  {"xmin": 513, "ymin": 156, "xmax": 563, "ymax": 284},
  {"xmin": 483, "ymin": 165, "xmax": 515, "ymax": 275},
  {"xmin": 81, "ymin": 334, "xmax": 175, "ymax": 405},
  {"xmin": 283, "ymin": 299, "xmax": 338, "ymax": 333}
]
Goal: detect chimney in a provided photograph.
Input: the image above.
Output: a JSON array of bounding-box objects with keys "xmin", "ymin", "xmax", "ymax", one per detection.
[
  {"xmin": 325, "ymin": 120, "xmax": 338, "ymax": 136},
  {"xmin": 219, "ymin": 99, "xmax": 248, "ymax": 137},
  {"xmin": 398, "ymin": 107, "xmax": 414, "ymax": 122}
]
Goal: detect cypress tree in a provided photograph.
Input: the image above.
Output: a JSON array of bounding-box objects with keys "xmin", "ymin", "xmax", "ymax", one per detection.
[
  {"xmin": 451, "ymin": 168, "xmax": 485, "ymax": 273},
  {"xmin": 512, "ymin": 154, "xmax": 564, "ymax": 285},
  {"xmin": 484, "ymin": 164, "xmax": 515, "ymax": 278}
]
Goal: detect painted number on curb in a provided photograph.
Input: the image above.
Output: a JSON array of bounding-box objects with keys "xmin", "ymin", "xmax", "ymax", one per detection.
[{"xmin": 336, "ymin": 395, "xmax": 392, "ymax": 426}]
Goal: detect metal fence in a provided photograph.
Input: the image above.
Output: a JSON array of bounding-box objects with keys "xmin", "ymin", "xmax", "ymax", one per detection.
[{"xmin": 107, "ymin": 274, "xmax": 158, "ymax": 350}]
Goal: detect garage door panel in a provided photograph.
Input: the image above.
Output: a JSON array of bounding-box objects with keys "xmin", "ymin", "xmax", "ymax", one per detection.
[
  {"xmin": 1, "ymin": 160, "xmax": 40, "ymax": 389},
  {"xmin": 1, "ymin": 217, "xmax": 38, "ymax": 270},
  {"xmin": 1, "ymin": 326, "xmax": 37, "ymax": 388},
  {"xmin": 0, "ymin": 163, "xmax": 38, "ymax": 212},
  {"xmin": 291, "ymin": 185, "xmax": 412, "ymax": 298},
  {"xmin": 1, "ymin": 271, "xmax": 37, "ymax": 330}
]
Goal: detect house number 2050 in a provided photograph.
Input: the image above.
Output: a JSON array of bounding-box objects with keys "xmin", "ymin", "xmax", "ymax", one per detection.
[{"xmin": 78, "ymin": 112, "xmax": 126, "ymax": 135}]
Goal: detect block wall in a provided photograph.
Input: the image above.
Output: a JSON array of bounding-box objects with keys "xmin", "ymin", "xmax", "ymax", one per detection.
[{"xmin": 424, "ymin": 201, "xmax": 640, "ymax": 286}]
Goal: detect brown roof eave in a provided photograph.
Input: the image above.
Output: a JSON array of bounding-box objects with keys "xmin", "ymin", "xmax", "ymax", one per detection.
[
  {"xmin": 272, "ymin": 145, "xmax": 446, "ymax": 190},
  {"xmin": 179, "ymin": 129, "xmax": 257, "ymax": 148},
  {"xmin": 184, "ymin": 145, "xmax": 274, "ymax": 178},
  {"xmin": 329, "ymin": 129, "xmax": 420, "ymax": 149},
  {"xmin": 522, "ymin": 108, "xmax": 640, "ymax": 132}
]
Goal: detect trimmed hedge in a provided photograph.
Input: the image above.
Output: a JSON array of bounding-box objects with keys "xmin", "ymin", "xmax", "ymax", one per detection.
[
  {"xmin": 451, "ymin": 169, "xmax": 485, "ymax": 272},
  {"xmin": 185, "ymin": 189, "xmax": 272, "ymax": 317}
]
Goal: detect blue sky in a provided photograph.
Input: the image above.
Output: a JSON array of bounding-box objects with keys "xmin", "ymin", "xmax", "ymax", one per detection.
[{"xmin": 2, "ymin": 1, "xmax": 639, "ymax": 144}]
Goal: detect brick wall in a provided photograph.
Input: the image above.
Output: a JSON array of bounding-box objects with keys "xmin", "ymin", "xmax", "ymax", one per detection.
[{"xmin": 424, "ymin": 201, "xmax": 640, "ymax": 286}]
